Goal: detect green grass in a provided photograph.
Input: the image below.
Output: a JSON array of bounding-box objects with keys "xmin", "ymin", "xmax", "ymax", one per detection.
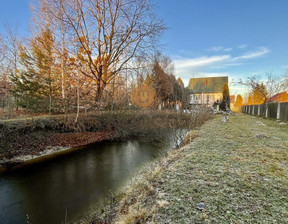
[
  {"xmin": 95, "ymin": 114, "xmax": 288, "ymax": 224},
  {"xmin": 150, "ymin": 114, "xmax": 288, "ymax": 224}
]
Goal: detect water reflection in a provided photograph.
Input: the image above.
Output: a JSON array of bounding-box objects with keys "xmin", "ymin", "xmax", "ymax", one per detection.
[{"xmin": 0, "ymin": 141, "xmax": 164, "ymax": 224}]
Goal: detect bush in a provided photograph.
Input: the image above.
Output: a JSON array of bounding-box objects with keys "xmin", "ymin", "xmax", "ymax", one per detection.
[{"xmin": 0, "ymin": 109, "xmax": 211, "ymax": 159}]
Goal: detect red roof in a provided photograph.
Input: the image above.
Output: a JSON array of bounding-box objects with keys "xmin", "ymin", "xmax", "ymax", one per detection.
[{"xmin": 267, "ymin": 92, "xmax": 288, "ymax": 103}]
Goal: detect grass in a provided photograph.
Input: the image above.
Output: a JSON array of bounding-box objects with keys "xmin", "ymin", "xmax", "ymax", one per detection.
[{"xmin": 91, "ymin": 113, "xmax": 288, "ymax": 224}]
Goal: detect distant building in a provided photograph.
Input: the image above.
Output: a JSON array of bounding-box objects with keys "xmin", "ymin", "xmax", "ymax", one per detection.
[
  {"xmin": 188, "ymin": 76, "xmax": 228, "ymax": 106},
  {"xmin": 267, "ymin": 92, "xmax": 288, "ymax": 103}
]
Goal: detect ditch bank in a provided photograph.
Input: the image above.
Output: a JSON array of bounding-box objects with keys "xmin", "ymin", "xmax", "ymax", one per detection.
[{"xmin": 0, "ymin": 110, "xmax": 210, "ymax": 171}]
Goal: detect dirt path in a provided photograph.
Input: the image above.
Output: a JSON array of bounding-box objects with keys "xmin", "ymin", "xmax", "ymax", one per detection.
[{"xmin": 98, "ymin": 114, "xmax": 288, "ymax": 224}]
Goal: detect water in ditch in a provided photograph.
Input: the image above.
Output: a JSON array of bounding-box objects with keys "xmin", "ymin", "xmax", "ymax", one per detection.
[{"xmin": 0, "ymin": 140, "xmax": 169, "ymax": 224}]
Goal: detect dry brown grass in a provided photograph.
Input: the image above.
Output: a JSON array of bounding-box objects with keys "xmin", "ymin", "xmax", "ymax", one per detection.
[{"xmin": 1, "ymin": 109, "xmax": 210, "ymax": 160}]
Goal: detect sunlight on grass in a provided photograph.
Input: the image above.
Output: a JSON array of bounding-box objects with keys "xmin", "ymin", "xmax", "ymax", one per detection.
[{"xmin": 88, "ymin": 114, "xmax": 288, "ymax": 223}]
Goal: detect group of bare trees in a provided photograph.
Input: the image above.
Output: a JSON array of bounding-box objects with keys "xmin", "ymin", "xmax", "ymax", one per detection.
[
  {"xmin": 0, "ymin": 28, "xmax": 19, "ymax": 116},
  {"xmin": 0, "ymin": 0, "xmax": 170, "ymax": 117},
  {"xmin": 238, "ymin": 73, "xmax": 288, "ymax": 105}
]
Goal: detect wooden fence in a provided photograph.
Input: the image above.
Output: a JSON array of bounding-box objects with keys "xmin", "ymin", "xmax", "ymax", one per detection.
[{"xmin": 242, "ymin": 102, "xmax": 288, "ymax": 121}]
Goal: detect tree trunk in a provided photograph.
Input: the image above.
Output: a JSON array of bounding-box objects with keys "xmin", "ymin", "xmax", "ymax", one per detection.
[
  {"xmin": 49, "ymin": 81, "xmax": 52, "ymax": 115},
  {"xmin": 60, "ymin": 9, "xmax": 66, "ymax": 113},
  {"xmin": 95, "ymin": 83, "xmax": 103, "ymax": 104},
  {"xmin": 61, "ymin": 11, "xmax": 65, "ymax": 101},
  {"xmin": 49, "ymin": 95, "xmax": 52, "ymax": 115},
  {"xmin": 75, "ymin": 77, "xmax": 80, "ymax": 123}
]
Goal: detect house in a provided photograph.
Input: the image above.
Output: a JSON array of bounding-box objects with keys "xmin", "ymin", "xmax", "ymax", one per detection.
[
  {"xmin": 267, "ymin": 92, "xmax": 288, "ymax": 103},
  {"xmin": 188, "ymin": 76, "xmax": 228, "ymax": 106}
]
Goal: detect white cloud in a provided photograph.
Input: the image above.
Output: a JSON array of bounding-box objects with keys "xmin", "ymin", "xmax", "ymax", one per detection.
[
  {"xmin": 229, "ymin": 86, "xmax": 248, "ymax": 95},
  {"xmin": 238, "ymin": 44, "xmax": 247, "ymax": 49},
  {"xmin": 212, "ymin": 62, "xmax": 243, "ymax": 69},
  {"xmin": 233, "ymin": 47, "xmax": 270, "ymax": 61},
  {"xmin": 191, "ymin": 72, "xmax": 230, "ymax": 78},
  {"xmin": 174, "ymin": 47, "xmax": 270, "ymax": 73},
  {"xmin": 175, "ymin": 55, "xmax": 231, "ymax": 69},
  {"xmin": 180, "ymin": 78, "xmax": 190, "ymax": 87},
  {"xmin": 207, "ymin": 46, "xmax": 232, "ymax": 52},
  {"xmin": 224, "ymin": 48, "xmax": 233, "ymax": 52},
  {"xmin": 173, "ymin": 46, "xmax": 270, "ymax": 89}
]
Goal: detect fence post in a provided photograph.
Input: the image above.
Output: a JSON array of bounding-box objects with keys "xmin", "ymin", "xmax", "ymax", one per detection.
[
  {"xmin": 252, "ymin": 105, "xmax": 255, "ymax": 115},
  {"xmin": 277, "ymin": 103, "xmax": 281, "ymax": 120},
  {"xmin": 265, "ymin": 104, "xmax": 268, "ymax": 118},
  {"xmin": 258, "ymin": 105, "xmax": 260, "ymax": 116}
]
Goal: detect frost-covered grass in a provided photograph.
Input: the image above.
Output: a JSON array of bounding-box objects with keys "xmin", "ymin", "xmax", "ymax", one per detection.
[
  {"xmin": 92, "ymin": 114, "xmax": 288, "ymax": 224},
  {"xmin": 149, "ymin": 114, "xmax": 288, "ymax": 223}
]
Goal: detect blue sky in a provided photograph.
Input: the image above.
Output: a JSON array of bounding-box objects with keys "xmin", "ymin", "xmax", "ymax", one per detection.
[
  {"xmin": 0, "ymin": 0, "xmax": 288, "ymax": 94},
  {"xmin": 154, "ymin": 0, "xmax": 288, "ymax": 94},
  {"xmin": 0, "ymin": 0, "xmax": 32, "ymax": 35}
]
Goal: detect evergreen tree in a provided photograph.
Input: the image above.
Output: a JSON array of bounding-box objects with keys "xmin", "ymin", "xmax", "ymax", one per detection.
[
  {"xmin": 220, "ymin": 83, "xmax": 230, "ymax": 110},
  {"xmin": 168, "ymin": 75, "xmax": 181, "ymax": 102},
  {"xmin": 11, "ymin": 28, "xmax": 58, "ymax": 113},
  {"xmin": 234, "ymin": 94, "xmax": 243, "ymax": 107},
  {"xmin": 150, "ymin": 62, "xmax": 174, "ymax": 102}
]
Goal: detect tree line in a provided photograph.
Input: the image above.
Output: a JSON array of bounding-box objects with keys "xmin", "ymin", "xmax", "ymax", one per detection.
[
  {"xmin": 0, "ymin": 0, "xmax": 190, "ymax": 118},
  {"xmin": 237, "ymin": 73, "xmax": 287, "ymax": 106}
]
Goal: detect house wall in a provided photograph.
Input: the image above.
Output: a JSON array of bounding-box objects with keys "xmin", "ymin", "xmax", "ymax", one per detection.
[{"xmin": 190, "ymin": 92, "xmax": 222, "ymax": 105}]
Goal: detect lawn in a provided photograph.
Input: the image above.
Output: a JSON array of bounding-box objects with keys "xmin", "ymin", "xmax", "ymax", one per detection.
[{"xmin": 95, "ymin": 113, "xmax": 288, "ymax": 224}]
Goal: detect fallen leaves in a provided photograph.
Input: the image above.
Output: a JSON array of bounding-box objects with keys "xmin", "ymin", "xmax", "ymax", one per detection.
[{"xmin": 49, "ymin": 130, "xmax": 114, "ymax": 147}]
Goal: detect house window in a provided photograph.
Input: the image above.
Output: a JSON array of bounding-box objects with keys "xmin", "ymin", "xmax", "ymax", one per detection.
[{"xmin": 204, "ymin": 79, "xmax": 207, "ymax": 86}]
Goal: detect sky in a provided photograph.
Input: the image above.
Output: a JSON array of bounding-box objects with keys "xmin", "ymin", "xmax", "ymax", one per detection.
[
  {"xmin": 0, "ymin": 0, "xmax": 288, "ymax": 95},
  {"xmin": 154, "ymin": 0, "xmax": 288, "ymax": 94}
]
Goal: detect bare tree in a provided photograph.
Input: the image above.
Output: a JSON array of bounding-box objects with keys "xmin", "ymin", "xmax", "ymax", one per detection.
[
  {"xmin": 0, "ymin": 73, "xmax": 10, "ymax": 98},
  {"xmin": 0, "ymin": 27, "xmax": 20, "ymax": 117},
  {"xmin": 43, "ymin": 0, "xmax": 165, "ymax": 103},
  {"xmin": 238, "ymin": 73, "xmax": 286, "ymax": 104},
  {"xmin": 0, "ymin": 34, "xmax": 5, "ymax": 65},
  {"xmin": 153, "ymin": 52, "xmax": 175, "ymax": 76},
  {"xmin": 40, "ymin": 0, "xmax": 68, "ymax": 102},
  {"xmin": 0, "ymin": 27, "xmax": 20, "ymax": 77}
]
